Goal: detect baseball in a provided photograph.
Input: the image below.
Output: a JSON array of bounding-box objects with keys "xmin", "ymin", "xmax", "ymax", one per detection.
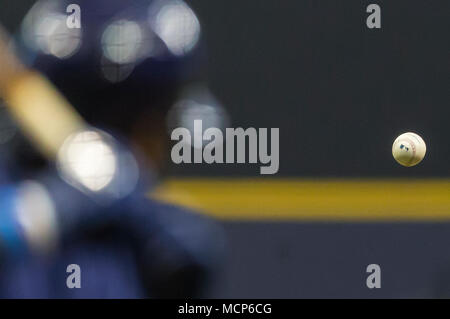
[{"xmin": 392, "ymin": 132, "xmax": 426, "ymax": 167}]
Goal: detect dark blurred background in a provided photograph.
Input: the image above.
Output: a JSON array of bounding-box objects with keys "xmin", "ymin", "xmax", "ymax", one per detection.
[
  {"xmin": 1, "ymin": 0, "xmax": 449, "ymax": 298},
  {"xmin": 2, "ymin": 0, "xmax": 449, "ymax": 177}
]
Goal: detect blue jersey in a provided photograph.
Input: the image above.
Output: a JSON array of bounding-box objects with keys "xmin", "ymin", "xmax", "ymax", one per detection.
[{"xmin": 0, "ymin": 164, "xmax": 225, "ymax": 298}]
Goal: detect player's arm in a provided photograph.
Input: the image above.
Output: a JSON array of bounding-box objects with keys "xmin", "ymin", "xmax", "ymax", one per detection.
[
  {"xmin": 0, "ymin": 26, "xmax": 86, "ymax": 159},
  {"xmin": 0, "ymin": 26, "xmax": 119, "ymax": 256}
]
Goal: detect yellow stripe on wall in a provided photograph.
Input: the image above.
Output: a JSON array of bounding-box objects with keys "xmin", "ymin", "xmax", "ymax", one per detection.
[{"xmin": 151, "ymin": 178, "xmax": 450, "ymax": 221}]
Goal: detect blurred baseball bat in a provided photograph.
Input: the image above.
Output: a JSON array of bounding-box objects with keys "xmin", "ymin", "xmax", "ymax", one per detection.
[{"xmin": 0, "ymin": 26, "xmax": 86, "ymax": 159}]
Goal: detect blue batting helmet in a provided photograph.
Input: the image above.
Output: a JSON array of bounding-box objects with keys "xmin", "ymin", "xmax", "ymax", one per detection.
[{"xmin": 18, "ymin": 0, "xmax": 207, "ymax": 133}]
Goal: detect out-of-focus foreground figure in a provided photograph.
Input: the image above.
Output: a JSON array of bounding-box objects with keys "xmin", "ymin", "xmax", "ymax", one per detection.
[{"xmin": 0, "ymin": 0, "xmax": 225, "ymax": 298}]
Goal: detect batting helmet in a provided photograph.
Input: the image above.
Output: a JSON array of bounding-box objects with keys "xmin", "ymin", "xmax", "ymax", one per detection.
[{"xmin": 18, "ymin": 0, "xmax": 207, "ymax": 133}]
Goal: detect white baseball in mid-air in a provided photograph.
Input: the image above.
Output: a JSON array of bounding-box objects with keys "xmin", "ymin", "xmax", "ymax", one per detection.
[{"xmin": 392, "ymin": 132, "xmax": 426, "ymax": 167}]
